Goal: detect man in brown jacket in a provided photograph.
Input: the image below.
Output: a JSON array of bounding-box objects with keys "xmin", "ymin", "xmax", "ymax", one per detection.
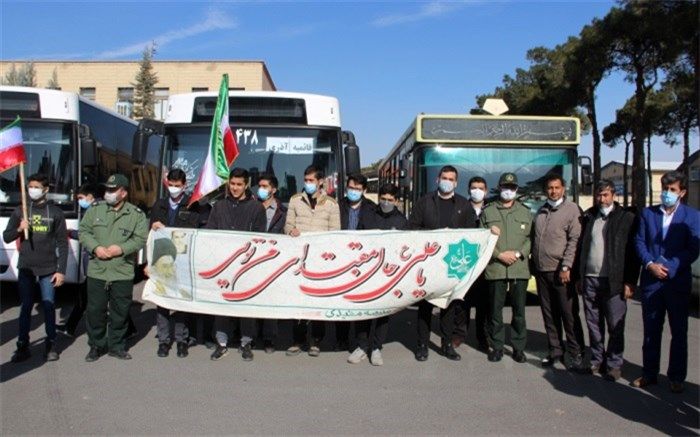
[
  {"xmin": 284, "ymin": 165, "xmax": 340, "ymax": 357},
  {"xmin": 531, "ymin": 173, "xmax": 586, "ymax": 371}
]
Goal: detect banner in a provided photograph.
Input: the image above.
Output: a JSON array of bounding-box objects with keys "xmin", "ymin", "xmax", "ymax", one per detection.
[{"xmin": 143, "ymin": 228, "xmax": 498, "ymax": 321}]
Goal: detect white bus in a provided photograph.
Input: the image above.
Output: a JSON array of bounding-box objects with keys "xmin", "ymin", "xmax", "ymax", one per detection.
[
  {"xmin": 0, "ymin": 86, "xmax": 160, "ymax": 284},
  {"xmin": 149, "ymin": 91, "xmax": 360, "ymax": 203}
]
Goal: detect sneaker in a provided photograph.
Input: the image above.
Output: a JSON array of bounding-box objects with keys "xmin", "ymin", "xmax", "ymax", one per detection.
[
  {"xmin": 512, "ymin": 350, "xmax": 526, "ymax": 363},
  {"xmin": 85, "ymin": 347, "xmax": 104, "ymax": 362},
  {"xmin": 45, "ymin": 341, "xmax": 59, "ymax": 362},
  {"xmin": 308, "ymin": 345, "xmax": 320, "ymax": 357},
  {"xmin": 604, "ymin": 368, "xmax": 622, "ymax": 381},
  {"xmin": 11, "ymin": 343, "xmax": 31, "ymax": 363},
  {"xmin": 286, "ymin": 345, "xmax": 302, "ymax": 356},
  {"xmin": 488, "ymin": 349, "xmax": 503, "ymax": 362},
  {"xmin": 370, "ymin": 349, "xmax": 383, "ymax": 366},
  {"xmin": 264, "ymin": 340, "xmax": 275, "ymax": 354},
  {"xmin": 157, "ymin": 343, "xmax": 170, "ymax": 358},
  {"xmin": 631, "ymin": 376, "xmax": 657, "ymax": 388},
  {"xmin": 441, "ymin": 340, "xmax": 461, "ymax": 361},
  {"xmin": 176, "ymin": 342, "xmax": 189, "ymax": 358},
  {"xmin": 241, "ymin": 343, "xmax": 254, "ymax": 361},
  {"xmin": 414, "ymin": 343, "xmax": 429, "ymax": 362},
  {"xmin": 108, "ymin": 350, "xmax": 132, "ymax": 360},
  {"xmin": 210, "ymin": 345, "xmax": 228, "ymax": 361},
  {"xmin": 347, "ymin": 347, "xmax": 367, "ymax": 364}
]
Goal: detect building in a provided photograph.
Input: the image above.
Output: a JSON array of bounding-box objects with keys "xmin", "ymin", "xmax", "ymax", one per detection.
[
  {"xmin": 0, "ymin": 60, "xmax": 276, "ymax": 119},
  {"xmin": 600, "ymin": 160, "xmax": 681, "ymax": 206},
  {"xmin": 677, "ymin": 150, "xmax": 700, "ymax": 210}
]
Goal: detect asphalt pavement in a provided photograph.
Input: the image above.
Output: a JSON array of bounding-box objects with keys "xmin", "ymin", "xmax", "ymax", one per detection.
[{"xmin": 0, "ymin": 282, "xmax": 698, "ymax": 435}]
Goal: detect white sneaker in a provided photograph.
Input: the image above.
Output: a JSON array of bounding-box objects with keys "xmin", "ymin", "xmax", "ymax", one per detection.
[
  {"xmin": 347, "ymin": 347, "xmax": 367, "ymax": 364},
  {"xmin": 370, "ymin": 349, "xmax": 383, "ymax": 366}
]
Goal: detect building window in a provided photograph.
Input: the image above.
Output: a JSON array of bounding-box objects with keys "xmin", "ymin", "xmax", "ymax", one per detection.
[
  {"xmin": 80, "ymin": 87, "xmax": 96, "ymax": 101},
  {"xmin": 153, "ymin": 87, "xmax": 169, "ymax": 120},
  {"xmin": 192, "ymin": 87, "xmax": 208, "ymax": 92},
  {"xmin": 229, "ymin": 87, "xmax": 245, "ymax": 91},
  {"xmin": 116, "ymin": 87, "xmax": 134, "ymax": 117}
]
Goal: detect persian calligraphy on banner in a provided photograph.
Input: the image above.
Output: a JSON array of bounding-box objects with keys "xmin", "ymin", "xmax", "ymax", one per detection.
[{"xmin": 142, "ymin": 228, "xmax": 498, "ymax": 321}]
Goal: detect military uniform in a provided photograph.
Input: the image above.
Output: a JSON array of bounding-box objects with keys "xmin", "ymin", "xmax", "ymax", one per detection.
[{"xmin": 79, "ymin": 175, "xmax": 148, "ymax": 356}]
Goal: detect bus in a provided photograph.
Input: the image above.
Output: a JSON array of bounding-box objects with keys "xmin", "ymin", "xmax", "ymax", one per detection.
[
  {"xmin": 379, "ymin": 114, "xmax": 589, "ymax": 216},
  {"xmin": 0, "ymin": 86, "xmax": 160, "ymax": 284},
  {"xmin": 141, "ymin": 91, "xmax": 360, "ymax": 204}
]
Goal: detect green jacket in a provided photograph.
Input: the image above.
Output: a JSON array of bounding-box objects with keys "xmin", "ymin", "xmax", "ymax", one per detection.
[
  {"xmin": 480, "ymin": 200, "xmax": 532, "ymax": 280},
  {"xmin": 79, "ymin": 201, "xmax": 148, "ymax": 282}
]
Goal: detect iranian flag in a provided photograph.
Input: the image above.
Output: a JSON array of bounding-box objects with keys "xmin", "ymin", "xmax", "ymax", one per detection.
[
  {"xmin": 0, "ymin": 118, "xmax": 27, "ymax": 172},
  {"xmin": 189, "ymin": 74, "xmax": 239, "ymax": 206}
]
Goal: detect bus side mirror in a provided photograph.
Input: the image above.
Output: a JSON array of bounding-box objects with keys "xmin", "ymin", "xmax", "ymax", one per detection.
[
  {"xmin": 132, "ymin": 119, "xmax": 164, "ymax": 165},
  {"xmin": 399, "ymin": 158, "xmax": 410, "ymax": 188},
  {"xmin": 342, "ymin": 130, "xmax": 361, "ymax": 175},
  {"xmin": 579, "ymin": 156, "xmax": 593, "ymax": 195},
  {"xmin": 79, "ymin": 124, "xmax": 96, "ymax": 167}
]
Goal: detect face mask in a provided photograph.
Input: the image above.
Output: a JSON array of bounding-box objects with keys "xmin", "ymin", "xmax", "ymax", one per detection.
[
  {"xmin": 599, "ymin": 204, "xmax": 614, "ymax": 216},
  {"xmin": 379, "ymin": 200, "xmax": 395, "ymax": 214},
  {"xmin": 304, "ymin": 182, "xmax": 317, "ymax": 195},
  {"xmin": 28, "ymin": 187, "xmax": 44, "ymax": 201},
  {"xmin": 438, "ymin": 179, "xmax": 455, "ymax": 194},
  {"xmin": 346, "ymin": 189, "xmax": 362, "ymax": 203},
  {"xmin": 78, "ymin": 199, "xmax": 92, "ymax": 209},
  {"xmin": 500, "ymin": 189, "xmax": 517, "ymax": 201},
  {"xmin": 168, "ymin": 186, "xmax": 184, "ymax": 199},
  {"xmin": 661, "ymin": 191, "xmax": 679, "ymax": 208},
  {"xmin": 546, "ymin": 198, "xmax": 563, "ymax": 208},
  {"xmin": 470, "ymin": 188, "xmax": 485, "ymax": 203},
  {"xmin": 257, "ymin": 187, "xmax": 270, "ymax": 201},
  {"xmin": 104, "ymin": 191, "xmax": 120, "ymax": 206}
]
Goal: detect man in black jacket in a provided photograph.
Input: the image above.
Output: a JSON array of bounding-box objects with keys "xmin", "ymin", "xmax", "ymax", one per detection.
[
  {"xmin": 256, "ymin": 173, "xmax": 287, "ymax": 353},
  {"xmin": 348, "ymin": 183, "xmax": 407, "ymax": 366},
  {"xmin": 3, "ymin": 173, "xmax": 67, "ymax": 362},
  {"xmin": 335, "ymin": 173, "xmax": 377, "ymax": 351},
  {"xmin": 206, "ymin": 168, "xmax": 266, "ymax": 362},
  {"xmin": 576, "ymin": 179, "xmax": 639, "ymax": 381},
  {"xmin": 409, "ymin": 165, "xmax": 477, "ymax": 362},
  {"xmin": 149, "ymin": 168, "xmax": 206, "ymax": 358}
]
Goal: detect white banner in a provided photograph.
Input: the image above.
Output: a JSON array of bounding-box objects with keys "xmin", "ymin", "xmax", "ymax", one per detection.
[{"xmin": 142, "ymin": 228, "xmax": 498, "ymax": 321}]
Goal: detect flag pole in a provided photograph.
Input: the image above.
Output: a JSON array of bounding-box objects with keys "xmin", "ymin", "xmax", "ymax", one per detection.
[{"xmin": 18, "ymin": 163, "xmax": 28, "ymax": 240}]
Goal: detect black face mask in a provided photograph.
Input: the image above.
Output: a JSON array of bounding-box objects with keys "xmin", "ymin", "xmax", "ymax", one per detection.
[{"xmin": 379, "ymin": 200, "xmax": 395, "ymax": 214}]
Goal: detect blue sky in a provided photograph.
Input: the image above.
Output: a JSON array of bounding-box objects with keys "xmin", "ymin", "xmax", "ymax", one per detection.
[{"xmin": 1, "ymin": 1, "xmax": 694, "ymax": 167}]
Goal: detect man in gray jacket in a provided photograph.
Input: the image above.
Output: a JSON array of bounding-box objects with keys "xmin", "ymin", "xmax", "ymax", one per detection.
[{"xmin": 531, "ymin": 173, "xmax": 585, "ymax": 371}]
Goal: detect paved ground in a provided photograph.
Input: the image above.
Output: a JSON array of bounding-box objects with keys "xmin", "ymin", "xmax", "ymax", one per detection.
[{"xmin": 0, "ymin": 282, "xmax": 698, "ymax": 436}]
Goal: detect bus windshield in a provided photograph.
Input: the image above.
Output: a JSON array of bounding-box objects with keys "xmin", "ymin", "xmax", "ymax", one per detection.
[
  {"xmin": 417, "ymin": 146, "xmax": 576, "ymax": 214},
  {"xmin": 0, "ymin": 120, "xmax": 75, "ymax": 212},
  {"xmin": 164, "ymin": 126, "xmax": 340, "ymax": 203}
]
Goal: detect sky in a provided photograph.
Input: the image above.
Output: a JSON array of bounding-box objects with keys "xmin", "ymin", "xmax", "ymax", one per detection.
[{"xmin": 1, "ymin": 0, "xmax": 695, "ymax": 167}]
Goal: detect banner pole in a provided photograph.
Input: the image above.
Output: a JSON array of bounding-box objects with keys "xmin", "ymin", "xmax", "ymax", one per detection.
[{"xmin": 19, "ymin": 163, "xmax": 28, "ymax": 240}]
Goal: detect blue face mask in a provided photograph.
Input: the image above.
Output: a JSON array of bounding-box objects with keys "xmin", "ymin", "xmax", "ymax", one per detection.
[
  {"xmin": 257, "ymin": 187, "xmax": 270, "ymax": 201},
  {"xmin": 78, "ymin": 199, "xmax": 92, "ymax": 209},
  {"xmin": 438, "ymin": 179, "xmax": 455, "ymax": 194},
  {"xmin": 661, "ymin": 190, "xmax": 679, "ymax": 208},
  {"xmin": 304, "ymin": 182, "xmax": 317, "ymax": 195},
  {"xmin": 346, "ymin": 188, "xmax": 362, "ymax": 203}
]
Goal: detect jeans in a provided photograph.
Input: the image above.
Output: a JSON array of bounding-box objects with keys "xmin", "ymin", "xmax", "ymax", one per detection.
[{"xmin": 17, "ymin": 268, "xmax": 57, "ymax": 344}]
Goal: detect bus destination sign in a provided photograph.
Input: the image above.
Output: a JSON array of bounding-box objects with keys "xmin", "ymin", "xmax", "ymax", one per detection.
[{"xmin": 419, "ymin": 116, "xmax": 579, "ymax": 144}]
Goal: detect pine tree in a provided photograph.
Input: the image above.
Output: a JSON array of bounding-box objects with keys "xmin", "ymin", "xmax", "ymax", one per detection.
[
  {"xmin": 2, "ymin": 62, "xmax": 37, "ymax": 86},
  {"xmin": 131, "ymin": 44, "xmax": 158, "ymax": 119},
  {"xmin": 46, "ymin": 68, "xmax": 60, "ymax": 89}
]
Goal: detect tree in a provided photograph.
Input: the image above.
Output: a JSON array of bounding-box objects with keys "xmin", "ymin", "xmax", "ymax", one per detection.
[
  {"xmin": 656, "ymin": 64, "xmax": 698, "ymax": 170},
  {"xmin": 2, "ymin": 62, "xmax": 37, "ymax": 87},
  {"xmin": 602, "ymin": 106, "xmax": 634, "ymax": 207},
  {"xmin": 131, "ymin": 45, "xmax": 158, "ymax": 119},
  {"xmin": 46, "ymin": 68, "xmax": 60, "ymax": 89}
]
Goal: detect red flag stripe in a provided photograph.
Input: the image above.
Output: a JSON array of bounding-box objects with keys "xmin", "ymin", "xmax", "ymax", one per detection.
[{"xmin": 0, "ymin": 145, "xmax": 27, "ymax": 172}]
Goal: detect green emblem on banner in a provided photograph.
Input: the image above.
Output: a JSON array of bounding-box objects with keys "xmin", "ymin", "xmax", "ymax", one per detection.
[{"xmin": 443, "ymin": 239, "xmax": 479, "ymax": 280}]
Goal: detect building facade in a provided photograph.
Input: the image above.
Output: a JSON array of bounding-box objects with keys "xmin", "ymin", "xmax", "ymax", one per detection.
[
  {"xmin": 0, "ymin": 60, "xmax": 276, "ymax": 119},
  {"xmin": 600, "ymin": 160, "xmax": 682, "ymax": 206}
]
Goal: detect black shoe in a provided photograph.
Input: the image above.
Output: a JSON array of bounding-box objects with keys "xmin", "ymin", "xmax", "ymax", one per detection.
[
  {"xmin": 441, "ymin": 340, "xmax": 462, "ymax": 361},
  {"xmin": 541, "ymin": 355, "xmax": 562, "ymax": 367},
  {"xmin": 211, "ymin": 345, "xmax": 228, "ymax": 361},
  {"xmin": 488, "ymin": 349, "xmax": 503, "ymax": 362},
  {"xmin": 512, "ymin": 350, "xmax": 526, "ymax": 363},
  {"xmin": 45, "ymin": 341, "xmax": 59, "ymax": 362},
  {"xmin": 176, "ymin": 342, "xmax": 189, "ymax": 358},
  {"xmin": 157, "ymin": 343, "xmax": 170, "ymax": 357},
  {"xmin": 108, "ymin": 350, "xmax": 132, "ymax": 360},
  {"xmin": 85, "ymin": 347, "xmax": 104, "ymax": 362},
  {"xmin": 264, "ymin": 340, "xmax": 275, "ymax": 354},
  {"xmin": 11, "ymin": 343, "xmax": 31, "ymax": 363},
  {"xmin": 241, "ymin": 343, "xmax": 254, "ymax": 361},
  {"xmin": 414, "ymin": 343, "xmax": 429, "ymax": 361},
  {"xmin": 567, "ymin": 354, "xmax": 587, "ymax": 373}
]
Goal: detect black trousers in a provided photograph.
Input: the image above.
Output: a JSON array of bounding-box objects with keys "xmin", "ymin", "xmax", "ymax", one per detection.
[
  {"xmin": 356, "ymin": 316, "xmax": 389, "ymax": 351},
  {"xmin": 335, "ymin": 321, "xmax": 351, "ymax": 346},
  {"xmin": 293, "ymin": 320, "xmax": 325, "ymax": 346},
  {"xmin": 453, "ymin": 276, "xmax": 489, "ymax": 347},
  {"xmin": 535, "ymin": 271, "xmax": 585, "ymax": 358},
  {"xmin": 417, "ymin": 300, "xmax": 457, "ymax": 346}
]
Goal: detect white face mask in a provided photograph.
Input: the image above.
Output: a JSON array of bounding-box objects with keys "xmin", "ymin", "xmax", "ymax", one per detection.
[
  {"xmin": 546, "ymin": 198, "xmax": 563, "ymax": 208},
  {"xmin": 28, "ymin": 187, "xmax": 44, "ymax": 201},
  {"xmin": 104, "ymin": 191, "xmax": 120, "ymax": 206},
  {"xmin": 168, "ymin": 186, "xmax": 185, "ymax": 199},
  {"xmin": 500, "ymin": 189, "xmax": 517, "ymax": 201},
  {"xmin": 470, "ymin": 188, "xmax": 485, "ymax": 203}
]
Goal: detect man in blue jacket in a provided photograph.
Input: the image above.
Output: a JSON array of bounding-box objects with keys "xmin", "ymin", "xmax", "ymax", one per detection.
[{"xmin": 633, "ymin": 171, "xmax": 699, "ymax": 393}]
